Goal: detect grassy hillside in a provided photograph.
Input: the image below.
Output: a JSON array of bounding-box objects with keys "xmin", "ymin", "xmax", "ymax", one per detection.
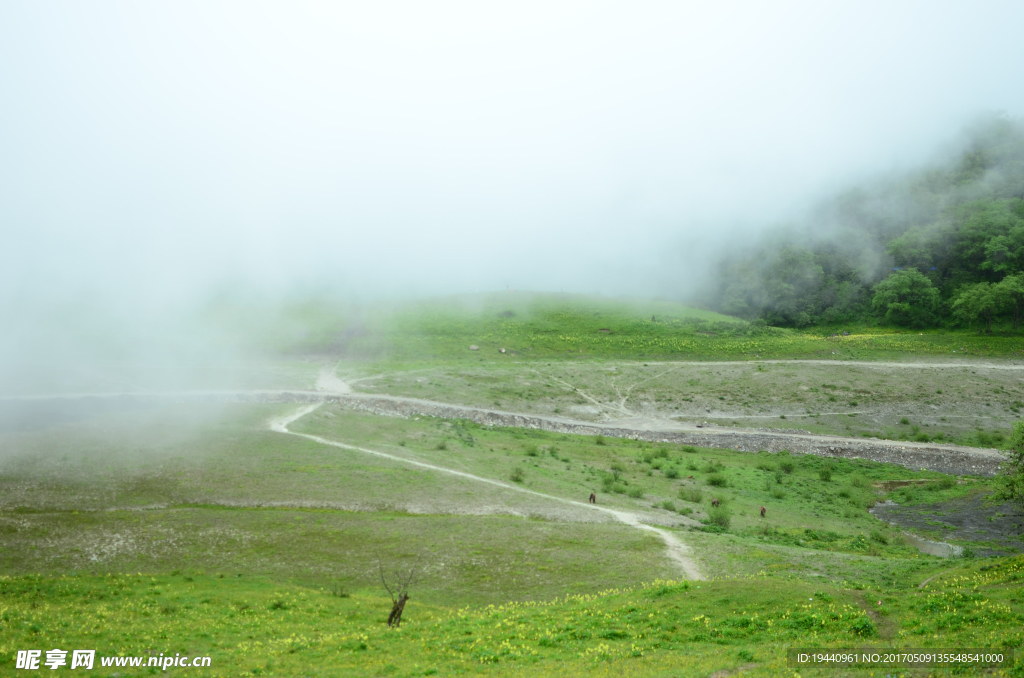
[{"xmin": 207, "ymin": 291, "xmax": 1024, "ymax": 361}]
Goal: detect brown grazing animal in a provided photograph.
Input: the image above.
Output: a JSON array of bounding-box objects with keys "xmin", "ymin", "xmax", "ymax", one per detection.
[
  {"xmin": 589, "ymin": 492, "xmax": 596, "ymax": 504},
  {"xmin": 711, "ymin": 498, "xmax": 720, "ymax": 508},
  {"xmin": 760, "ymin": 506, "xmax": 766, "ymax": 518}
]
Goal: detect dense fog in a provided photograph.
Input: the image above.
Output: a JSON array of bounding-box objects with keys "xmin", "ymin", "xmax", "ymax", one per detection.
[{"xmin": 3, "ymin": 1, "xmax": 1024, "ymax": 385}]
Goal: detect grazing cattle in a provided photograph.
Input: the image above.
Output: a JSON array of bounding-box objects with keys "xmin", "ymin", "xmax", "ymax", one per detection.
[
  {"xmin": 711, "ymin": 498, "xmax": 720, "ymax": 508},
  {"xmin": 589, "ymin": 492, "xmax": 596, "ymax": 504},
  {"xmin": 760, "ymin": 506, "xmax": 766, "ymax": 518},
  {"xmin": 687, "ymin": 475, "xmax": 694, "ymax": 480}
]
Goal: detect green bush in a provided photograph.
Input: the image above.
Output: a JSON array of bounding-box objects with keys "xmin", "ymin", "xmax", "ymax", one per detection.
[
  {"xmin": 818, "ymin": 466, "xmax": 833, "ymax": 482},
  {"xmin": 664, "ymin": 467, "xmax": 680, "ymax": 479},
  {"xmin": 707, "ymin": 505, "xmax": 731, "ymax": 529},
  {"xmin": 661, "ymin": 500, "xmax": 676, "ymax": 512},
  {"xmin": 869, "ymin": 529, "xmax": 888, "ymax": 545},
  {"xmin": 525, "ymin": 445, "xmax": 539, "ymax": 457},
  {"xmin": 850, "ymin": 616, "xmax": 876, "ymax": 637},
  {"xmin": 510, "ymin": 467, "xmax": 524, "ymax": 483},
  {"xmin": 595, "ymin": 435, "xmax": 606, "ymax": 446},
  {"xmin": 707, "ymin": 473, "xmax": 727, "ymax": 487},
  {"xmin": 927, "ymin": 477, "xmax": 955, "ymax": 491},
  {"xmin": 627, "ymin": 486, "xmax": 644, "ymax": 499},
  {"xmin": 779, "ymin": 461, "xmax": 795, "ymax": 474},
  {"xmin": 679, "ymin": 487, "xmax": 703, "ymax": 503},
  {"xmin": 682, "ymin": 445, "xmax": 698, "ymax": 454},
  {"xmin": 771, "ymin": 488, "xmax": 786, "ymax": 499}
]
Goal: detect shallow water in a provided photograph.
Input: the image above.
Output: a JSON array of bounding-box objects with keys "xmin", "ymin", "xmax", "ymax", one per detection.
[{"xmin": 900, "ymin": 531, "xmax": 962, "ymax": 557}]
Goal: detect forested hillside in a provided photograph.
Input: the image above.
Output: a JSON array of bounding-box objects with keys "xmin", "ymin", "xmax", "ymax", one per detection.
[{"xmin": 707, "ymin": 116, "xmax": 1024, "ymax": 330}]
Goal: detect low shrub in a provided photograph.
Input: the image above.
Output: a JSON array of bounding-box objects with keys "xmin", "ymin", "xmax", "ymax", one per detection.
[
  {"xmin": 707, "ymin": 473, "xmax": 727, "ymax": 487},
  {"xmin": 850, "ymin": 616, "xmax": 876, "ymax": 637},
  {"xmin": 510, "ymin": 467, "xmax": 525, "ymax": 483},
  {"xmin": 679, "ymin": 487, "xmax": 703, "ymax": 503},
  {"xmin": 664, "ymin": 467, "xmax": 680, "ymax": 479},
  {"xmin": 707, "ymin": 505, "xmax": 731, "ymax": 529}
]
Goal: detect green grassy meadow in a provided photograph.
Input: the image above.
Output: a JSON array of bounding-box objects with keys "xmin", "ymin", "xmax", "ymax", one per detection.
[
  {"xmin": 3, "ymin": 399, "xmax": 1022, "ymax": 675},
  {"xmin": 3, "ymin": 293, "xmax": 1024, "ymax": 676},
  {"xmin": 214, "ymin": 291, "xmax": 1024, "ymax": 361},
  {"xmin": 2, "ymin": 558, "xmax": 1021, "ymax": 677}
]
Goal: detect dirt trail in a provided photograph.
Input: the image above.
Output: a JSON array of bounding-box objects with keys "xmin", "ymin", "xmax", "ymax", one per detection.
[
  {"xmin": 270, "ymin": 404, "xmax": 704, "ymax": 581},
  {"xmin": 621, "ymin": 359, "xmax": 1024, "ymax": 370}
]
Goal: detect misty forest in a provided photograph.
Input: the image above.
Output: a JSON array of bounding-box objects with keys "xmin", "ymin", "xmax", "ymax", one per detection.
[
  {"xmin": 2, "ymin": 4, "xmax": 1024, "ymax": 678},
  {"xmin": 710, "ymin": 117, "xmax": 1024, "ymax": 332}
]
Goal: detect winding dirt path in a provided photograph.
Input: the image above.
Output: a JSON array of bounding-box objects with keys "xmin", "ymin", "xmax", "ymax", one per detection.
[{"xmin": 269, "ymin": 403, "xmax": 704, "ymax": 580}]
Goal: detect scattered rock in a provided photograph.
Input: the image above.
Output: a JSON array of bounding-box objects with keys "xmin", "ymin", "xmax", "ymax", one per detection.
[
  {"xmin": 498, "ymin": 348, "xmax": 506, "ymax": 354},
  {"xmin": 469, "ymin": 345, "xmax": 479, "ymax": 351},
  {"xmin": 333, "ymin": 396, "xmax": 1004, "ymax": 476}
]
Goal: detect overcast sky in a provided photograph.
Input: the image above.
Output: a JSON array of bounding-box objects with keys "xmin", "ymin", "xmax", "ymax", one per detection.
[{"xmin": 3, "ymin": 1, "xmax": 1024, "ymax": 315}]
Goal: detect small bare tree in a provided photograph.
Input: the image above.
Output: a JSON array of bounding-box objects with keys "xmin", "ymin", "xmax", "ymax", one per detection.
[{"xmin": 378, "ymin": 556, "xmax": 420, "ymax": 628}]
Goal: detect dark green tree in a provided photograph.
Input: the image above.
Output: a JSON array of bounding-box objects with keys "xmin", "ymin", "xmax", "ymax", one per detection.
[
  {"xmin": 995, "ymin": 273, "xmax": 1024, "ymax": 330},
  {"xmin": 870, "ymin": 268, "xmax": 940, "ymax": 328},
  {"xmin": 997, "ymin": 419, "xmax": 1024, "ymax": 512},
  {"xmin": 951, "ymin": 282, "xmax": 1008, "ymax": 332}
]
